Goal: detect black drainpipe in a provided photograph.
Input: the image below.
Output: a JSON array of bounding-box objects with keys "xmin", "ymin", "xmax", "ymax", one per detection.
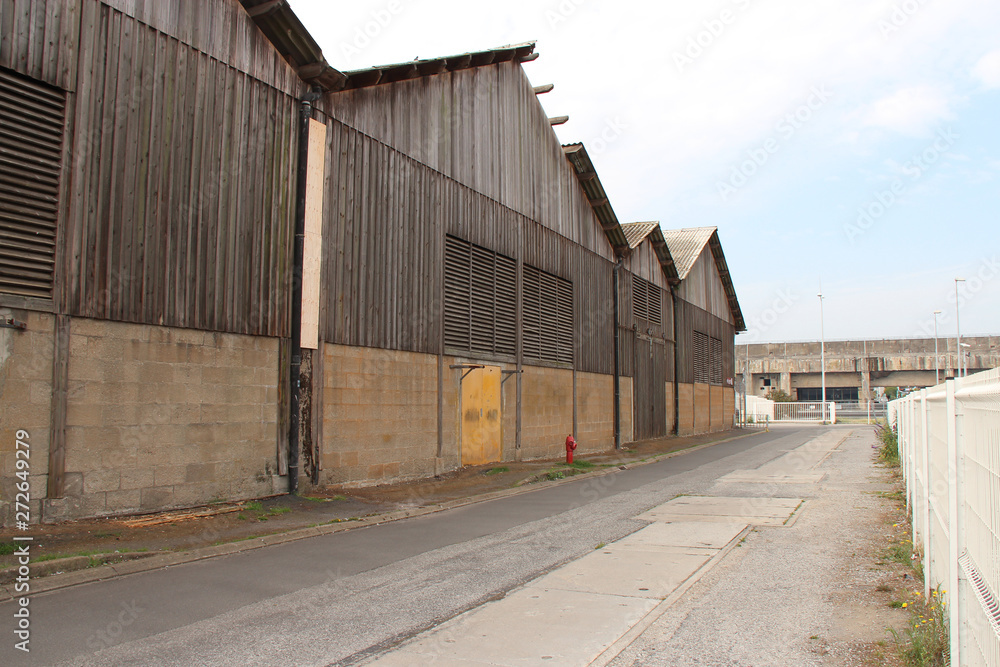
[
  {"xmin": 289, "ymin": 90, "xmax": 319, "ymax": 494},
  {"xmin": 670, "ymin": 286, "xmax": 679, "ymax": 435},
  {"xmin": 612, "ymin": 257, "xmax": 622, "ymax": 449}
]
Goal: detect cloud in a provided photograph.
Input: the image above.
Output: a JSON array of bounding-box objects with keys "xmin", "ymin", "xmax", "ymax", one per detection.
[
  {"xmin": 861, "ymin": 85, "xmax": 956, "ymax": 136},
  {"xmin": 972, "ymin": 50, "xmax": 1000, "ymax": 89}
]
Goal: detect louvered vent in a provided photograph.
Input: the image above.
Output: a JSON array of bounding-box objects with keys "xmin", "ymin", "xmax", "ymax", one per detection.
[
  {"xmin": 444, "ymin": 235, "xmax": 516, "ymax": 358},
  {"xmin": 631, "ymin": 275, "xmax": 661, "ymax": 326},
  {"xmin": 709, "ymin": 336, "xmax": 723, "ymax": 385},
  {"xmin": 523, "ymin": 264, "xmax": 573, "ymax": 365},
  {"xmin": 693, "ymin": 330, "xmax": 709, "ymax": 384},
  {"xmin": 0, "ymin": 68, "xmax": 66, "ymax": 300}
]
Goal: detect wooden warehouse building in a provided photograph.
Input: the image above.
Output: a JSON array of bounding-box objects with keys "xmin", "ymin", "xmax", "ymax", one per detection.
[{"xmin": 0, "ymin": 0, "xmax": 744, "ymax": 523}]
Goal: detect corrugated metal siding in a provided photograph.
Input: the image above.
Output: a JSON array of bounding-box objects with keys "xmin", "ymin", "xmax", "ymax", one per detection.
[
  {"xmin": 64, "ymin": 2, "xmax": 298, "ymax": 335},
  {"xmin": 0, "ymin": 0, "xmax": 79, "ymax": 91},
  {"xmin": 318, "ymin": 61, "xmax": 614, "ymax": 260},
  {"xmin": 0, "ymin": 67, "xmax": 66, "ymax": 299}
]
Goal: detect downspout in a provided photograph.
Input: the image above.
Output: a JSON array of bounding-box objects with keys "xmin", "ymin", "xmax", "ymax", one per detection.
[
  {"xmin": 612, "ymin": 257, "xmax": 622, "ymax": 449},
  {"xmin": 289, "ymin": 90, "xmax": 320, "ymax": 494},
  {"xmin": 671, "ymin": 286, "xmax": 679, "ymax": 435}
]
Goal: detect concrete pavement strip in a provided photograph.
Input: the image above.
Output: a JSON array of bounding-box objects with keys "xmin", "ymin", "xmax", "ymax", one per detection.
[
  {"xmin": 0, "ymin": 430, "xmax": 762, "ymax": 602},
  {"xmin": 361, "ymin": 499, "xmax": 803, "ymax": 666}
]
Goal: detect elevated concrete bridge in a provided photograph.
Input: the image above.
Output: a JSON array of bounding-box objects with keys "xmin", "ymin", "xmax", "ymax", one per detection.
[{"xmin": 737, "ymin": 336, "xmax": 1000, "ymax": 400}]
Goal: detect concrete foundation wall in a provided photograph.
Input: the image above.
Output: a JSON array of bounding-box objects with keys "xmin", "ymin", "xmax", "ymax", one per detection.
[
  {"xmin": 664, "ymin": 382, "xmax": 675, "ymax": 434},
  {"xmin": 677, "ymin": 383, "xmax": 694, "ymax": 435},
  {"xmin": 319, "ymin": 345, "xmax": 447, "ymax": 486},
  {"xmin": 0, "ymin": 310, "xmax": 54, "ymax": 526},
  {"xmin": 575, "ymin": 372, "xmax": 615, "ymax": 454},
  {"xmin": 45, "ymin": 318, "xmax": 279, "ymax": 521},
  {"xmin": 519, "ymin": 365, "xmax": 574, "ymax": 460},
  {"xmin": 694, "ymin": 384, "xmax": 711, "ymax": 434}
]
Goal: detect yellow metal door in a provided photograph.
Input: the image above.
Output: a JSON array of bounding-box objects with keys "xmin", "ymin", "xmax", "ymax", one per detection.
[{"xmin": 461, "ymin": 366, "xmax": 502, "ymax": 466}]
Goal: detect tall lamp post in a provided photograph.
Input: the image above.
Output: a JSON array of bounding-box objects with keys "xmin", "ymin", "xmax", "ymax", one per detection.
[
  {"xmin": 955, "ymin": 278, "xmax": 965, "ymax": 378},
  {"xmin": 933, "ymin": 310, "xmax": 941, "ymax": 385},
  {"xmin": 818, "ymin": 289, "xmax": 826, "ymax": 424}
]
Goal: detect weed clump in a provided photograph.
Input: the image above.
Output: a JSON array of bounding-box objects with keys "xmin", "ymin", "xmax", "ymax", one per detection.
[{"xmin": 875, "ymin": 421, "xmax": 900, "ymax": 467}]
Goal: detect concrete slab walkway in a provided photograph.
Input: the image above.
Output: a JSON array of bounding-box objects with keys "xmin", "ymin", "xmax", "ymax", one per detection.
[
  {"xmin": 363, "ymin": 505, "xmax": 800, "ymax": 666},
  {"xmin": 362, "ymin": 429, "xmax": 844, "ymax": 666}
]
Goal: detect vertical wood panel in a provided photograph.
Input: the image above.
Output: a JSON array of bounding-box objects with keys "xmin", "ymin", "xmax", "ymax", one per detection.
[{"xmin": 64, "ymin": 4, "xmax": 298, "ymax": 336}]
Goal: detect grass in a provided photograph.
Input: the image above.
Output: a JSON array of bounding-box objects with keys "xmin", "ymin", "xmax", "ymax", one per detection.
[
  {"xmin": 876, "ymin": 469, "xmax": 949, "ymax": 665},
  {"xmin": 889, "ymin": 589, "xmax": 949, "ymax": 666},
  {"xmin": 485, "ymin": 467, "xmax": 509, "ymax": 475},
  {"xmin": 562, "ymin": 460, "xmax": 595, "ymax": 470},
  {"xmin": 0, "ymin": 541, "xmax": 16, "ymax": 556},
  {"xmin": 245, "ymin": 501, "xmax": 263, "ymax": 512},
  {"xmin": 595, "ymin": 542, "xmax": 606, "ymax": 549},
  {"xmin": 545, "ymin": 470, "xmax": 566, "ymax": 481},
  {"xmin": 269, "ymin": 507, "xmax": 291, "ymax": 516},
  {"xmin": 875, "ymin": 420, "xmax": 900, "ymax": 467}
]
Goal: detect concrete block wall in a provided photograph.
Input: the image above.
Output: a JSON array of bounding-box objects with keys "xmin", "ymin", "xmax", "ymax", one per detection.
[
  {"xmin": 519, "ymin": 365, "xmax": 574, "ymax": 460},
  {"xmin": 677, "ymin": 383, "xmax": 694, "ymax": 435},
  {"xmin": 0, "ymin": 309, "xmax": 54, "ymax": 526},
  {"xmin": 575, "ymin": 372, "xmax": 614, "ymax": 454},
  {"xmin": 44, "ymin": 318, "xmax": 279, "ymax": 521},
  {"xmin": 664, "ymin": 382, "xmax": 675, "ymax": 434},
  {"xmin": 694, "ymin": 384, "xmax": 711, "ymax": 434},
  {"xmin": 320, "ymin": 345, "xmax": 446, "ymax": 486}
]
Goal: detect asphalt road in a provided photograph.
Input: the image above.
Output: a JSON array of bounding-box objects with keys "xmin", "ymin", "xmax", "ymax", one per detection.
[{"xmin": 2, "ymin": 426, "xmax": 824, "ymax": 667}]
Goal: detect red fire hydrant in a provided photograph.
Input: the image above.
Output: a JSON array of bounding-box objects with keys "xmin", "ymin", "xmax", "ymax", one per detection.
[{"xmin": 565, "ymin": 434, "xmax": 577, "ymax": 464}]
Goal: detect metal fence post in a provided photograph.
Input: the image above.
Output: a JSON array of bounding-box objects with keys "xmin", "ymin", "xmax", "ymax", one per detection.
[
  {"xmin": 919, "ymin": 390, "xmax": 931, "ymax": 599},
  {"xmin": 945, "ymin": 378, "xmax": 960, "ymax": 667}
]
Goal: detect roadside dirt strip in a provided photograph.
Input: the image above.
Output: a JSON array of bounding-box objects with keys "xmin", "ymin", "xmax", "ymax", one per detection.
[{"xmin": 361, "ymin": 485, "xmax": 824, "ymax": 664}]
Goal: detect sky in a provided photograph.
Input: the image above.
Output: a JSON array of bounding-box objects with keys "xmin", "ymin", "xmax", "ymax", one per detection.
[{"xmin": 290, "ymin": 0, "xmax": 1000, "ymax": 344}]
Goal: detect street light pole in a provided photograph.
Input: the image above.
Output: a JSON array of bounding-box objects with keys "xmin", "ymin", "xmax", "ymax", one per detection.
[
  {"xmin": 955, "ymin": 278, "xmax": 965, "ymax": 378},
  {"xmin": 818, "ymin": 289, "xmax": 826, "ymax": 424},
  {"xmin": 933, "ymin": 310, "xmax": 941, "ymax": 385}
]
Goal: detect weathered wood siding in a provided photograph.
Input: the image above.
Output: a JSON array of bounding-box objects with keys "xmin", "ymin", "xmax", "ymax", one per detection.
[
  {"xmin": 0, "ymin": 0, "xmax": 80, "ymax": 90},
  {"xmin": 676, "ymin": 246, "xmax": 734, "ymax": 324},
  {"xmin": 63, "ymin": 0, "xmax": 301, "ymax": 335},
  {"xmin": 317, "ymin": 116, "xmax": 615, "ymax": 375},
  {"xmin": 675, "ymin": 297, "xmax": 735, "ymax": 385},
  {"xmin": 318, "ymin": 61, "xmax": 613, "ymax": 259}
]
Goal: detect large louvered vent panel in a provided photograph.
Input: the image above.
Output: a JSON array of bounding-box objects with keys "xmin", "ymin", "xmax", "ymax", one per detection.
[
  {"xmin": 443, "ymin": 235, "xmax": 516, "ymax": 358},
  {"xmin": 693, "ymin": 330, "xmax": 709, "ymax": 384},
  {"xmin": 0, "ymin": 68, "xmax": 66, "ymax": 300},
  {"xmin": 523, "ymin": 264, "xmax": 573, "ymax": 365},
  {"xmin": 709, "ymin": 336, "xmax": 723, "ymax": 385},
  {"xmin": 631, "ymin": 275, "xmax": 661, "ymax": 326}
]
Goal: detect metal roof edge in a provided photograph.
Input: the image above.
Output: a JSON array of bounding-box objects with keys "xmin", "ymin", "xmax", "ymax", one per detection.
[{"xmin": 562, "ymin": 143, "xmax": 630, "ymax": 258}]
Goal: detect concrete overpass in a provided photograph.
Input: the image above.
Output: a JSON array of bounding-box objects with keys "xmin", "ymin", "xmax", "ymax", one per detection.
[{"xmin": 737, "ymin": 336, "xmax": 1000, "ymax": 401}]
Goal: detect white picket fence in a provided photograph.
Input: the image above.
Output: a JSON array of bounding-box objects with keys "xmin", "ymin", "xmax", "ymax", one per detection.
[{"xmin": 890, "ymin": 368, "xmax": 1000, "ymax": 666}]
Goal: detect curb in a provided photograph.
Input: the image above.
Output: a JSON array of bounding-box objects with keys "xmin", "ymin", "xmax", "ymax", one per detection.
[{"xmin": 0, "ymin": 430, "xmax": 760, "ymax": 602}]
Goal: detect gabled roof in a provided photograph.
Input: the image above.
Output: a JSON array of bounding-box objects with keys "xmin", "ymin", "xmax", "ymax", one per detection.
[
  {"xmin": 620, "ymin": 222, "xmax": 680, "ymax": 285},
  {"xmin": 661, "ymin": 227, "xmax": 745, "ymax": 331},
  {"xmin": 239, "ymin": 0, "xmax": 347, "ymax": 90},
  {"xmin": 660, "ymin": 227, "xmax": 716, "ymax": 279},
  {"xmin": 563, "ymin": 143, "xmax": 630, "ymax": 257},
  {"xmin": 240, "ymin": 1, "xmax": 537, "ymax": 92},
  {"xmin": 340, "ymin": 43, "xmax": 537, "ymax": 91}
]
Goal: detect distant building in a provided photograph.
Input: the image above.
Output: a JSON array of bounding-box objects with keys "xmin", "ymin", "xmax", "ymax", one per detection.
[{"xmin": 737, "ymin": 337, "xmax": 1000, "ymax": 401}]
